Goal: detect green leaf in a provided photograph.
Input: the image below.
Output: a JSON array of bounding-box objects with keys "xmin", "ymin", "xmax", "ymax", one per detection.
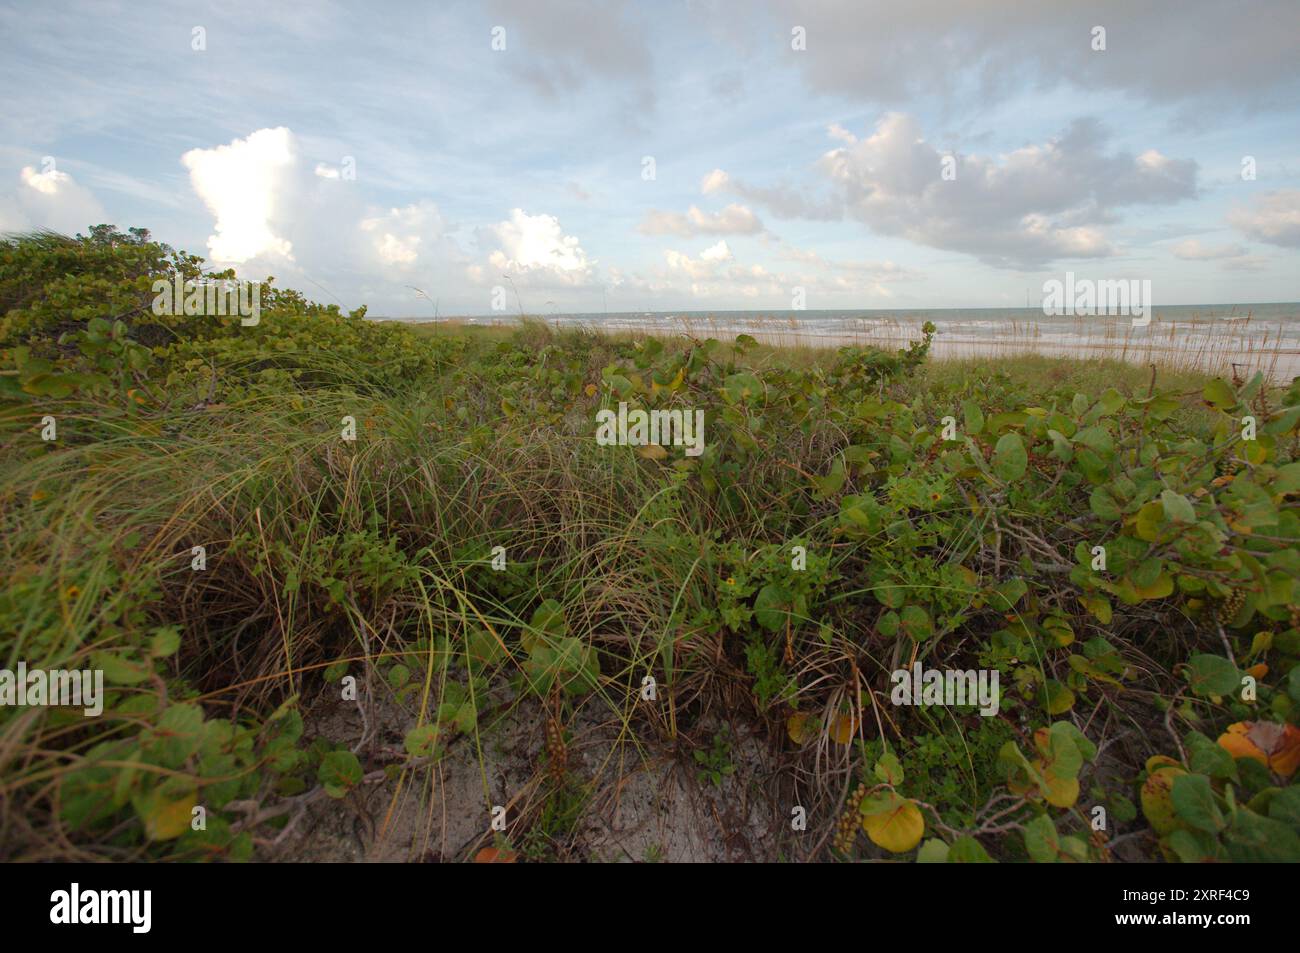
[
  {"xmin": 525, "ymin": 598, "xmax": 566, "ymax": 651},
  {"xmin": 899, "ymin": 604, "xmax": 933, "ymax": 641},
  {"xmin": 153, "ymin": 703, "xmax": 204, "ymax": 768},
  {"xmin": 149, "ymin": 626, "xmax": 182, "ymax": 658},
  {"xmin": 947, "ymin": 835, "xmax": 994, "ymax": 863},
  {"xmin": 1046, "ymin": 429, "xmax": 1073, "ymax": 462},
  {"xmin": 1074, "ymin": 425, "xmax": 1114, "ymax": 458},
  {"xmin": 1089, "ymin": 486, "xmax": 1122, "ymax": 521},
  {"xmin": 991, "ymin": 577, "xmax": 1028, "ymax": 609},
  {"xmin": 1166, "ymin": 828, "xmax": 1221, "ymax": 863},
  {"xmin": 1185, "ymin": 731, "xmax": 1239, "ymax": 782},
  {"xmin": 1185, "ymin": 654, "xmax": 1240, "ymax": 697},
  {"xmin": 318, "ymin": 750, "xmax": 362, "ymax": 798},
  {"xmin": 722, "ymin": 371, "xmax": 762, "ymax": 404},
  {"xmin": 1267, "ymin": 786, "xmax": 1300, "ymax": 828},
  {"xmin": 874, "ymin": 751, "xmax": 904, "ymax": 785},
  {"xmin": 1203, "ymin": 378, "xmax": 1236, "ymax": 411},
  {"xmin": 916, "ymin": 838, "xmax": 950, "ymax": 863},
  {"xmin": 754, "ymin": 583, "xmax": 792, "ymax": 632},
  {"xmin": 1224, "ymin": 809, "xmax": 1300, "ymax": 862},
  {"xmin": 1023, "ymin": 815, "xmax": 1060, "ymax": 863},
  {"xmin": 1038, "ymin": 679, "xmax": 1075, "ymax": 714},
  {"xmin": 1098, "ymin": 388, "xmax": 1126, "ymax": 415},
  {"xmin": 91, "ymin": 650, "xmax": 152, "ymax": 685},
  {"xmin": 1159, "ymin": 489, "xmax": 1196, "ymax": 524},
  {"xmin": 993, "ymin": 432, "xmax": 1027, "ymax": 482},
  {"xmin": 1170, "ymin": 773, "xmax": 1225, "ymax": 833},
  {"xmin": 812, "ymin": 457, "xmax": 847, "ymax": 498}
]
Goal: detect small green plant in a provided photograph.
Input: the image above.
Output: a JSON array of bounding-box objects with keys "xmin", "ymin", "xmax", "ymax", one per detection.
[{"xmin": 694, "ymin": 729, "xmax": 736, "ymax": 787}]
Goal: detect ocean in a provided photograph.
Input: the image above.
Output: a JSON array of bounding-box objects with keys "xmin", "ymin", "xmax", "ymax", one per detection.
[{"xmin": 394, "ymin": 304, "xmax": 1300, "ymax": 380}]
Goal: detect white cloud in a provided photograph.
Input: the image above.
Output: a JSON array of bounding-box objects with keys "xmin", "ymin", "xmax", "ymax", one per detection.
[
  {"xmin": 700, "ymin": 169, "xmax": 730, "ymax": 194},
  {"xmin": 699, "ymin": 240, "xmax": 732, "ymax": 262},
  {"xmin": 181, "ymin": 127, "xmax": 296, "ymax": 263},
  {"xmin": 0, "ymin": 164, "xmax": 105, "ymax": 235},
  {"xmin": 638, "ymin": 203, "xmax": 763, "ymax": 237},
  {"xmin": 712, "ymin": 114, "xmax": 1197, "ymax": 268},
  {"xmin": 826, "ymin": 123, "xmax": 856, "ymax": 145},
  {"xmin": 360, "ymin": 202, "xmax": 443, "ymax": 267},
  {"xmin": 645, "ymin": 238, "xmax": 912, "ymax": 303},
  {"xmin": 173, "ymin": 128, "xmax": 463, "ymax": 313},
  {"xmin": 1228, "ymin": 190, "xmax": 1300, "ymax": 249},
  {"xmin": 483, "ymin": 208, "xmax": 594, "ymax": 285},
  {"xmin": 664, "ymin": 245, "xmax": 730, "ymax": 281}
]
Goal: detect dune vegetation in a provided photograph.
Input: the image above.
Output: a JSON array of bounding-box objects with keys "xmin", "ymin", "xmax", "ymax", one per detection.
[{"xmin": 2, "ymin": 226, "xmax": 1299, "ymax": 862}]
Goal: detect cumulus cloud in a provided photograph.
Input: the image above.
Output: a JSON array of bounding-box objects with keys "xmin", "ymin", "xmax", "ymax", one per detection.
[
  {"xmin": 181, "ymin": 127, "xmax": 296, "ymax": 263},
  {"xmin": 663, "ymin": 240, "xmax": 736, "ymax": 281},
  {"xmin": 700, "ymin": 169, "xmax": 730, "ymax": 195},
  {"xmin": 361, "ymin": 203, "xmax": 445, "ymax": 267},
  {"xmin": 710, "ymin": 114, "xmax": 1197, "ymax": 268},
  {"xmin": 699, "ymin": 240, "xmax": 732, "ymax": 262},
  {"xmin": 624, "ymin": 236, "xmax": 915, "ymax": 304},
  {"xmin": 0, "ymin": 163, "xmax": 105, "ymax": 235},
  {"xmin": 172, "ymin": 128, "xmax": 464, "ymax": 314},
  {"xmin": 1228, "ymin": 190, "xmax": 1300, "ymax": 248},
  {"xmin": 481, "ymin": 208, "xmax": 594, "ymax": 285},
  {"xmin": 638, "ymin": 203, "xmax": 763, "ymax": 237}
]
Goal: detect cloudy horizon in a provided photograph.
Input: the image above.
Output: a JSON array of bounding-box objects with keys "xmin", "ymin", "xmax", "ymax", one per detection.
[{"xmin": 2, "ymin": 0, "xmax": 1298, "ymax": 315}]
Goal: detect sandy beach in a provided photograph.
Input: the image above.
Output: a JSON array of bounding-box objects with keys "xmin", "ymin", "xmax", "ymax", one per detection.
[{"xmin": 441, "ymin": 310, "xmax": 1300, "ymax": 382}]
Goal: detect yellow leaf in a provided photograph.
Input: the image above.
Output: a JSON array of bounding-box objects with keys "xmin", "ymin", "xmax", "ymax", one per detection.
[
  {"xmin": 1041, "ymin": 769, "xmax": 1080, "ymax": 808},
  {"xmin": 1134, "ymin": 501, "xmax": 1164, "ymax": 542},
  {"xmin": 861, "ymin": 794, "xmax": 925, "ymax": 853},
  {"xmin": 636, "ymin": 443, "xmax": 668, "ymax": 460},
  {"xmin": 786, "ymin": 712, "xmax": 815, "ymax": 745},
  {"xmin": 1140, "ymin": 764, "xmax": 1184, "ymax": 835},
  {"xmin": 138, "ymin": 789, "xmax": 198, "ymax": 841},
  {"xmin": 828, "ymin": 712, "xmax": 856, "ymax": 745},
  {"xmin": 1145, "ymin": 754, "xmax": 1181, "ymax": 774},
  {"xmin": 1134, "ymin": 572, "xmax": 1174, "ymax": 600}
]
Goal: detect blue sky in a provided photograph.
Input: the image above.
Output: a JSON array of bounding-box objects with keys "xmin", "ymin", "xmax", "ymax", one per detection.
[{"xmin": 1, "ymin": 0, "xmax": 1298, "ymax": 315}]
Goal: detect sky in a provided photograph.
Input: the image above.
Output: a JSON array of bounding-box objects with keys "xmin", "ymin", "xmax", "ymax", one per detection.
[{"xmin": 1, "ymin": 0, "xmax": 1298, "ymax": 316}]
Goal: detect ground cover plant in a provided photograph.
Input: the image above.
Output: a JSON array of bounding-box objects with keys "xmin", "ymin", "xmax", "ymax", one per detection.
[{"xmin": 2, "ymin": 227, "xmax": 1299, "ymax": 862}]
